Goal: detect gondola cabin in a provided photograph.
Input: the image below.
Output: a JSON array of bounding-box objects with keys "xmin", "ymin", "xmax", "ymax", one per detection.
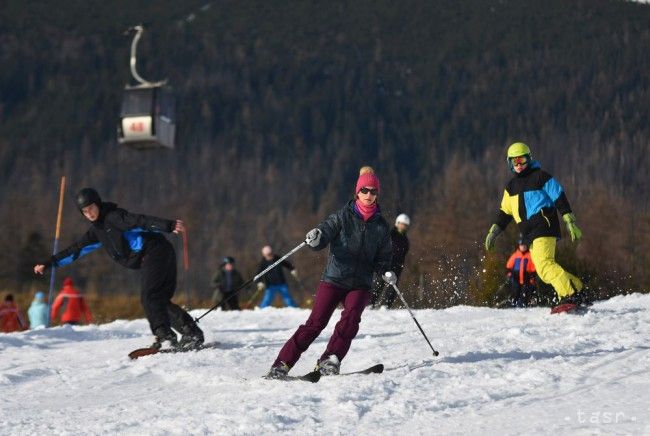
[{"xmin": 118, "ymin": 84, "xmax": 176, "ymax": 149}]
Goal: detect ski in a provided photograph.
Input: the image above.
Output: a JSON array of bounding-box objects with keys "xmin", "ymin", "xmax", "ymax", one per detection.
[
  {"xmin": 128, "ymin": 341, "xmax": 220, "ymax": 360},
  {"xmin": 550, "ymin": 303, "xmax": 578, "ymax": 314},
  {"xmin": 338, "ymin": 364, "xmax": 384, "ymax": 376},
  {"xmin": 550, "ymin": 304, "xmax": 592, "ymax": 315},
  {"xmin": 264, "ymin": 370, "xmax": 321, "ymax": 383}
]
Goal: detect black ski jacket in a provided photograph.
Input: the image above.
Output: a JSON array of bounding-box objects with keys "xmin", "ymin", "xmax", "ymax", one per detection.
[
  {"xmin": 389, "ymin": 227, "xmax": 410, "ymax": 277},
  {"xmin": 212, "ymin": 269, "xmax": 245, "ymax": 293},
  {"xmin": 255, "ymin": 256, "xmax": 294, "ymax": 286},
  {"xmin": 46, "ymin": 202, "xmax": 175, "ymax": 270},
  {"xmin": 312, "ymin": 200, "xmax": 392, "ymax": 291}
]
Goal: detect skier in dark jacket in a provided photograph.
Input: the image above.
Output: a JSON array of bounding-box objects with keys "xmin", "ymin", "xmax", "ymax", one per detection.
[
  {"xmin": 484, "ymin": 143, "xmax": 587, "ymax": 313},
  {"xmin": 211, "ymin": 256, "xmax": 244, "ymax": 310},
  {"xmin": 33, "ymin": 188, "xmax": 204, "ymax": 349},
  {"xmin": 370, "ymin": 213, "xmax": 410, "ymax": 308},
  {"xmin": 266, "ymin": 166, "xmax": 393, "ymax": 378}
]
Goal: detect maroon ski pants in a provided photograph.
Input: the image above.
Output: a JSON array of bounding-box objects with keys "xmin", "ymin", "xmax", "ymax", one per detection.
[{"xmin": 273, "ymin": 281, "xmax": 371, "ymax": 368}]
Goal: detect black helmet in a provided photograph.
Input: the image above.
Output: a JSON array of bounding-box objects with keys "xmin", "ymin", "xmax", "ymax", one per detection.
[
  {"xmin": 76, "ymin": 188, "xmax": 102, "ymax": 210},
  {"xmin": 221, "ymin": 256, "xmax": 235, "ymax": 266}
]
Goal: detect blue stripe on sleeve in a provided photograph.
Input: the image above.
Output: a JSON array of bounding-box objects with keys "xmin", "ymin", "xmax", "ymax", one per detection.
[
  {"xmin": 543, "ymin": 178, "xmax": 564, "ymax": 202},
  {"xmin": 523, "ymin": 190, "xmax": 554, "ymax": 220},
  {"xmin": 56, "ymin": 242, "xmax": 102, "ymax": 267}
]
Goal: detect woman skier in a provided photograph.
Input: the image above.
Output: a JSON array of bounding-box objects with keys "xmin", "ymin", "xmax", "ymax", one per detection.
[{"xmin": 267, "ymin": 166, "xmax": 393, "ymax": 378}]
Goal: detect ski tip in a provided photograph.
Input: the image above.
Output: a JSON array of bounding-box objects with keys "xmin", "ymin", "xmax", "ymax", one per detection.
[{"xmin": 128, "ymin": 347, "xmax": 159, "ymax": 360}]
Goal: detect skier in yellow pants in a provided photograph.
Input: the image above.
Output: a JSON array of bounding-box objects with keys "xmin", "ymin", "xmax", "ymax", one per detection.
[{"xmin": 484, "ymin": 142, "xmax": 589, "ymax": 313}]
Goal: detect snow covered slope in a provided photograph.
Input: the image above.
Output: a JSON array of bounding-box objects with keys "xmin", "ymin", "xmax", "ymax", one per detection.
[{"xmin": 1, "ymin": 294, "xmax": 649, "ymax": 435}]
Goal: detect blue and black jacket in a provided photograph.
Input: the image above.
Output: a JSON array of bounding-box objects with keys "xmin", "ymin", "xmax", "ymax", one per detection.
[
  {"xmin": 494, "ymin": 161, "xmax": 573, "ymax": 244},
  {"xmin": 46, "ymin": 202, "xmax": 175, "ymax": 270}
]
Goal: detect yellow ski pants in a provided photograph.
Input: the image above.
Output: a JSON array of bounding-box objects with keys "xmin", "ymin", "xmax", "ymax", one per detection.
[{"xmin": 529, "ymin": 237, "xmax": 582, "ymax": 298}]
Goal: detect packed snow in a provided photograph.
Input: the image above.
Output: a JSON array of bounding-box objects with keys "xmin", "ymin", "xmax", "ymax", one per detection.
[{"xmin": 1, "ymin": 293, "xmax": 649, "ymax": 435}]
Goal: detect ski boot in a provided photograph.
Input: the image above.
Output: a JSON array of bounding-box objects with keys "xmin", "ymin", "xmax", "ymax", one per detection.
[
  {"xmin": 179, "ymin": 323, "xmax": 204, "ymax": 350},
  {"xmin": 265, "ymin": 361, "xmax": 291, "ymax": 379},
  {"xmin": 316, "ymin": 355, "xmax": 340, "ymax": 376},
  {"xmin": 152, "ymin": 326, "xmax": 179, "ymax": 350},
  {"xmin": 551, "ymin": 288, "xmax": 590, "ymax": 314}
]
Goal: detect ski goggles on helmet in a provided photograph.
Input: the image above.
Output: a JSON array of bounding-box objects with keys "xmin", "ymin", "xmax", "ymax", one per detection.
[
  {"xmin": 510, "ymin": 155, "xmax": 529, "ymax": 166},
  {"xmin": 359, "ymin": 187, "xmax": 378, "ymax": 195}
]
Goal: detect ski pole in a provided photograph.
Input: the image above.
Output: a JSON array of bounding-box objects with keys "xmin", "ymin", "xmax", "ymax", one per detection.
[
  {"xmin": 194, "ymin": 240, "xmax": 308, "ymax": 322},
  {"xmin": 383, "ymin": 272, "xmax": 439, "ymax": 356},
  {"xmin": 47, "ymin": 176, "xmax": 66, "ymax": 327},
  {"xmin": 181, "ymin": 228, "xmax": 190, "ymax": 306}
]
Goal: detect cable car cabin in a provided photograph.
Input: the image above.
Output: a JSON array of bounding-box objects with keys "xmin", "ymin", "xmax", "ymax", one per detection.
[{"xmin": 118, "ymin": 85, "xmax": 176, "ymax": 149}]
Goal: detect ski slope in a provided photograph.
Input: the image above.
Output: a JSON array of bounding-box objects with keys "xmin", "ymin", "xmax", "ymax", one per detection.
[{"xmin": 1, "ymin": 293, "xmax": 649, "ymax": 435}]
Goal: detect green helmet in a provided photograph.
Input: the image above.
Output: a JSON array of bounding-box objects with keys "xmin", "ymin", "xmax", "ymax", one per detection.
[{"xmin": 507, "ymin": 142, "xmax": 531, "ymax": 159}]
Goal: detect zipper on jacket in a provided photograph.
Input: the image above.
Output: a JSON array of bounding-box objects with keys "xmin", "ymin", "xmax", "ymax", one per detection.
[
  {"xmin": 352, "ymin": 223, "xmax": 367, "ymax": 288},
  {"xmin": 105, "ymin": 227, "xmax": 123, "ymax": 260},
  {"xmin": 540, "ymin": 209, "xmax": 551, "ymax": 227}
]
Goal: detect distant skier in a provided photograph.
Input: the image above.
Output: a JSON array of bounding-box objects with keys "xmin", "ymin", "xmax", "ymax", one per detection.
[
  {"xmin": 211, "ymin": 256, "xmax": 244, "ymax": 310},
  {"xmin": 255, "ymin": 245, "xmax": 298, "ymax": 308},
  {"xmin": 0, "ymin": 294, "xmax": 28, "ymax": 332},
  {"xmin": 27, "ymin": 291, "xmax": 49, "ymax": 328},
  {"xmin": 370, "ymin": 213, "xmax": 411, "ymax": 308},
  {"xmin": 33, "ymin": 188, "xmax": 203, "ymax": 349},
  {"xmin": 266, "ymin": 166, "xmax": 393, "ymax": 378},
  {"xmin": 50, "ymin": 277, "xmax": 94, "ymax": 325},
  {"xmin": 484, "ymin": 143, "xmax": 588, "ymax": 313},
  {"xmin": 505, "ymin": 238, "xmax": 536, "ymax": 307}
]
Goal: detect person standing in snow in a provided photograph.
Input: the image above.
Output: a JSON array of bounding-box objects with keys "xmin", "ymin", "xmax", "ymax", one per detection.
[
  {"xmin": 484, "ymin": 142, "xmax": 588, "ymax": 312},
  {"xmin": 370, "ymin": 213, "xmax": 411, "ymax": 308},
  {"xmin": 27, "ymin": 291, "xmax": 49, "ymax": 328},
  {"xmin": 255, "ymin": 245, "xmax": 299, "ymax": 308},
  {"xmin": 0, "ymin": 294, "xmax": 28, "ymax": 332},
  {"xmin": 50, "ymin": 277, "xmax": 94, "ymax": 325},
  {"xmin": 211, "ymin": 256, "xmax": 244, "ymax": 310},
  {"xmin": 33, "ymin": 188, "xmax": 204, "ymax": 349},
  {"xmin": 505, "ymin": 238, "xmax": 537, "ymax": 307},
  {"xmin": 266, "ymin": 166, "xmax": 393, "ymax": 378}
]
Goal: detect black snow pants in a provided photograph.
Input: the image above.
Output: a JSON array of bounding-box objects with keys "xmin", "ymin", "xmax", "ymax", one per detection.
[{"xmin": 140, "ymin": 238, "xmax": 195, "ymax": 333}]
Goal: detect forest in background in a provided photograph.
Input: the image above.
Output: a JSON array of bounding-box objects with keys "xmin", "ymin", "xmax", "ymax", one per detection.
[{"xmin": 1, "ymin": 0, "xmax": 648, "ymax": 312}]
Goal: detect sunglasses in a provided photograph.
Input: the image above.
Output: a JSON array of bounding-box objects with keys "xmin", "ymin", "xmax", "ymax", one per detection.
[
  {"xmin": 359, "ymin": 187, "xmax": 378, "ymax": 195},
  {"xmin": 510, "ymin": 156, "xmax": 529, "ymax": 166}
]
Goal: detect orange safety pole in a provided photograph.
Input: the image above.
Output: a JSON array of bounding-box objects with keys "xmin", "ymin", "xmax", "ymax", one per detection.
[{"xmin": 47, "ymin": 176, "xmax": 66, "ymax": 326}]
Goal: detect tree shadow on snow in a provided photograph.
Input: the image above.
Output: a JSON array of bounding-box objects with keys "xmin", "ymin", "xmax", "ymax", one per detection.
[{"xmin": 440, "ymin": 346, "xmax": 650, "ymax": 364}]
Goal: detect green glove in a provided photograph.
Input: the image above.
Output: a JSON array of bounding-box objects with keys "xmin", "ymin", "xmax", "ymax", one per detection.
[
  {"xmin": 562, "ymin": 213, "xmax": 582, "ymax": 241},
  {"xmin": 484, "ymin": 224, "xmax": 503, "ymax": 251}
]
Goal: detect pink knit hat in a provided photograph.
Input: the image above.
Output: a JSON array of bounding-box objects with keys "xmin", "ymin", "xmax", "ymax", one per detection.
[{"xmin": 355, "ymin": 166, "xmax": 380, "ymax": 194}]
